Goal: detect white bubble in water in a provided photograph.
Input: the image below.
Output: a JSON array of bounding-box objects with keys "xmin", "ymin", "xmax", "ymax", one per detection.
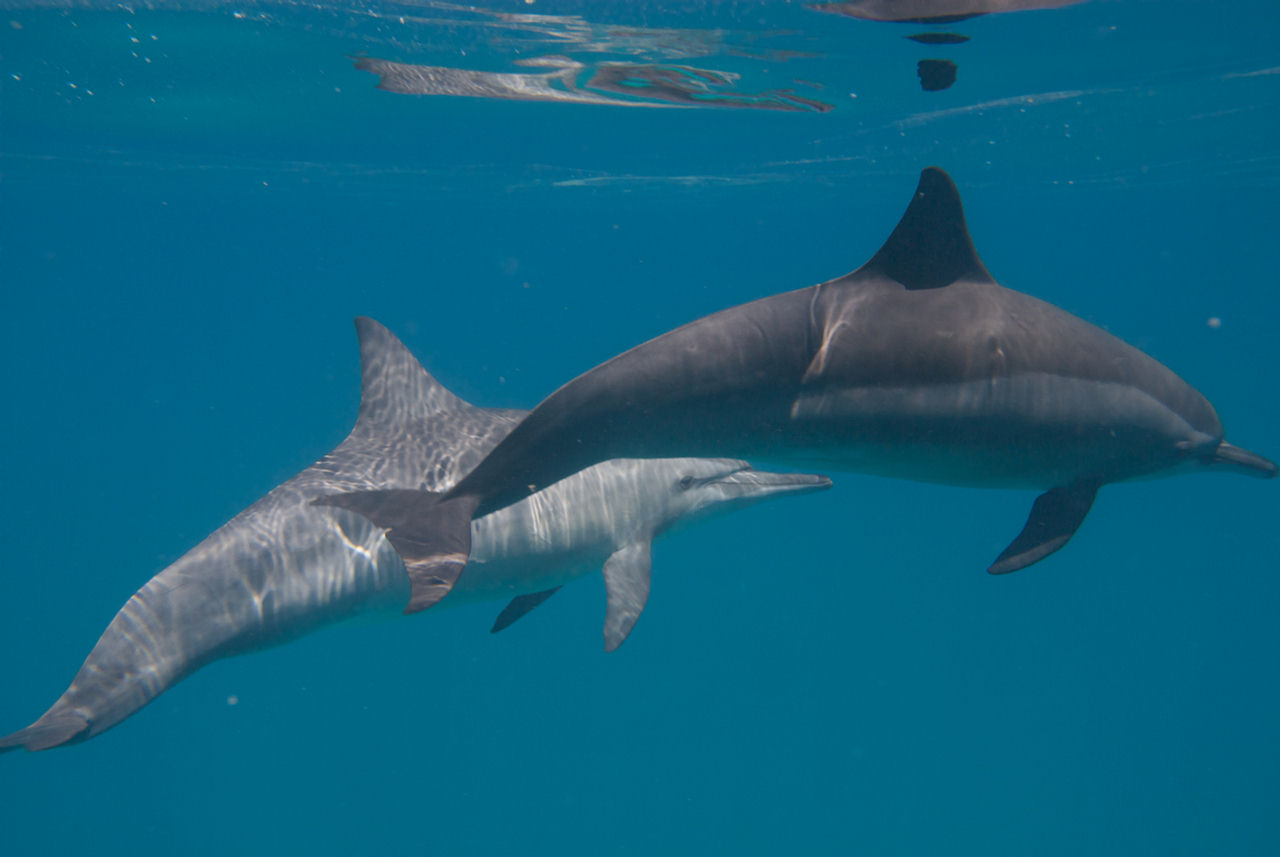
[
  {"xmin": 1207, "ymin": 317, "xmax": 1222, "ymax": 329},
  {"xmin": 227, "ymin": 694, "xmax": 239, "ymax": 706}
]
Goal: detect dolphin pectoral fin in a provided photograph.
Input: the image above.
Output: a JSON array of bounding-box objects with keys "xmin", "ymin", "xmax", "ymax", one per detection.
[
  {"xmin": 988, "ymin": 481, "xmax": 1101, "ymax": 575},
  {"xmin": 601, "ymin": 540, "xmax": 652, "ymax": 652},
  {"xmin": 490, "ymin": 587, "xmax": 562, "ymax": 634},
  {"xmin": 312, "ymin": 489, "xmax": 479, "ymax": 613}
]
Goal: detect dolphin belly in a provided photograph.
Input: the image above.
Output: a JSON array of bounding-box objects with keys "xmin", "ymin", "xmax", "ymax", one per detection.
[{"xmin": 787, "ymin": 372, "xmax": 1221, "ymax": 488}]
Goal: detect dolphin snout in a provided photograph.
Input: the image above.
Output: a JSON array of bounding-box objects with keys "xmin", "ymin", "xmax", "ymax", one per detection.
[
  {"xmin": 718, "ymin": 468, "xmax": 834, "ymax": 496},
  {"xmin": 1209, "ymin": 442, "xmax": 1278, "ymax": 478}
]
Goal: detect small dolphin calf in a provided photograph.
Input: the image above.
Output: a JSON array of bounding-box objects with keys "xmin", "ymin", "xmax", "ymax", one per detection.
[
  {"xmin": 0, "ymin": 319, "xmax": 828, "ymax": 753},
  {"xmin": 321, "ymin": 167, "xmax": 1275, "ymax": 609}
]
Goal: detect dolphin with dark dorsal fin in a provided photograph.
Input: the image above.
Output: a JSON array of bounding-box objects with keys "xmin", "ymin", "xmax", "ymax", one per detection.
[
  {"xmin": 0, "ymin": 319, "xmax": 829, "ymax": 753},
  {"xmin": 807, "ymin": 0, "xmax": 1086, "ymax": 24},
  {"xmin": 318, "ymin": 167, "xmax": 1275, "ymax": 609}
]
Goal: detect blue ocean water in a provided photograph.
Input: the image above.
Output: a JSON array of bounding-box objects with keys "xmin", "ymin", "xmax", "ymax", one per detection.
[{"xmin": 1, "ymin": 0, "xmax": 1277, "ymax": 853}]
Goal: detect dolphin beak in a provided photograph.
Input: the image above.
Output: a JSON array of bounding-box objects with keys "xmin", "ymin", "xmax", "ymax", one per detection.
[
  {"xmin": 1209, "ymin": 442, "xmax": 1278, "ymax": 478},
  {"xmin": 714, "ymin": 468, "xmax": 834, "ymax": 497}
]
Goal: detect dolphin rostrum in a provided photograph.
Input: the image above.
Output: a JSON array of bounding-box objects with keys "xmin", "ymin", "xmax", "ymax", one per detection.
[
  {"xmin": 320, "ymin": 167, "xmax": 1275, "ymax": 610},
  {"xmin": 0, "ymin": 319, "xmax": 829, "ymax": 754}
]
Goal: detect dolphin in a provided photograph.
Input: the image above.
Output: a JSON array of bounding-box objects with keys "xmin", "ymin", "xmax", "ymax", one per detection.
[
  {"xmin": 0, "ymin": 319, "xmax": 829, "ymax": 754},
  {"xmin": 807, "ymin": 0, "xmax": 1086, "ymax": 24},
  {"xmin": 354, "ymin": 56, "xmax": 832, "ymax": 112},
  {"xmin": 318, "ymin": 167, "xmax": 1276, "ymax": 612}
]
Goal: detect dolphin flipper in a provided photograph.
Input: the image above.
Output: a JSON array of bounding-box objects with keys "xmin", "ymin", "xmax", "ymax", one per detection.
[
  {"xmin": 988, "ymin": 481, "xmax": 1101, "ymax": 574},
  {"xmin": 490, "ymin": 587, "xmax": 562, "ymax": 634},
  {"xmin": 313, "ymin": 489, "xmax": 479, "ymax": 612},
  {"xmin": 601, "ymin": 541, "xmax": 653, "ymax": 652}
]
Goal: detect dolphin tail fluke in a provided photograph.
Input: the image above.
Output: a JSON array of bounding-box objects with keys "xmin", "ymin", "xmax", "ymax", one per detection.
[
  {"xmin": 313, "ymin": 489, "xmax": 480, "ymax": 613},
  {"xmin": 988, "ymin": 481, "xmax": 1100, "ymax": 575},
  {"xmin": 0, "ymin": 711, "xmax": 89, "ymax": 754}
]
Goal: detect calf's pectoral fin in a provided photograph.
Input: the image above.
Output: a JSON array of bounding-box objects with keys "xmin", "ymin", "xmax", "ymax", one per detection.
[
  {"xmin": 313, "ymin": 489, "xmax": 479, "ymax": 613},
  {"xmin": 602, "ymin": 540, "xmax": 653, "ymax": 652},
  {"xmin": 988, "ymin": 481, "xmax": 1101, "ymax": 575},
  {"xmin": 491, "ymin": 587, "xmax": 562, "ymax": 634}
]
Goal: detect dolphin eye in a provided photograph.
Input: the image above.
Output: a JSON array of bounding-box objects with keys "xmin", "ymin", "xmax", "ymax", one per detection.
[{"xmin": 678, "ymin": 475, "xmax": 694, "ymax": 490}]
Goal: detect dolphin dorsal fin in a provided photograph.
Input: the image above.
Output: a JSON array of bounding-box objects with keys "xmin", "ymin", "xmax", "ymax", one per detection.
[
  {"xmin": 858, "ymin": 166, "xmax": 994, "ymax": 290},
  {"xmin": 353, "ymin": 316, "xmax": 476, "ymax": 432}
]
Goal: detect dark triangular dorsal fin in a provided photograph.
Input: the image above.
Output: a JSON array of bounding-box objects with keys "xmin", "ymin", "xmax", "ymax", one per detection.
[
  {"xmin": 857, "ymin": 166, "xmax": 994, "ymax": 290},
  {"xmin": 352, "ymin": 316, "xmax": 477, "ymax": 433}
]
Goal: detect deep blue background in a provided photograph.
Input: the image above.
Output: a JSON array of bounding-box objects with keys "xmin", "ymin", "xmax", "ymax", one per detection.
[{"xmin": 2, "ymin": 1, "xmax": 1278, "ymax": 854}]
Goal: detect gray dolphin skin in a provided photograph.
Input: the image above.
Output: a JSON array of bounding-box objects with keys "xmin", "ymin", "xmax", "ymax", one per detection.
[
  {"xmin": 0, "ymin": 319, "xmax": 829, "ymax": 754},
  {"xmin": 808, "ymin": 0, "xmax": 1086, "ymax": 24},
  {"xmin": 321, "ymin": 167, "xmax": 1276, "ymax": 610}
]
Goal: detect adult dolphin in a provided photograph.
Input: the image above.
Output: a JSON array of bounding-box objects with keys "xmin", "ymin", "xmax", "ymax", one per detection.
[
  {"xmin": 0, "ymin": 319, "xmax": 828, "ymax": 754},
  {"xmin": 321, "ymin": 167, "xmax": 1275, "ymax": 611},
  {"xmin": 807, "ymin": 0, "xmax": 1086, "ymax": 24}
]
